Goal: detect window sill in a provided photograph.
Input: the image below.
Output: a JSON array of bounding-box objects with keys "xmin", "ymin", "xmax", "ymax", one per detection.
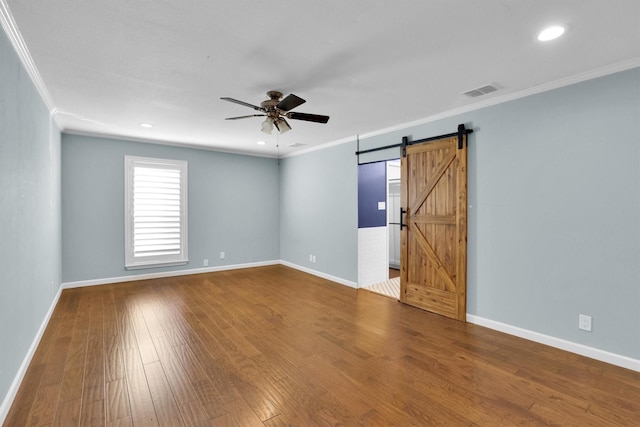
[{"xmin": 125, "ymin": 260, "xmax": 188, "ymax": 270}]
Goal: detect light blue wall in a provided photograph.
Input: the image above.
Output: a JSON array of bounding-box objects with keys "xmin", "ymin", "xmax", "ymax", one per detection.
[
  {"xmin": 2, "ymin": 16, "xmax": 638, "ymax": 414},
  {"xmin": 464, "ymin": 68, "xmax": 640, "ymax": 359},
  {"xmin": 0, "ymin": 30, "xmax": 61, "ymax": 409},
  {"xmin": 280, "ymin": 142, "xmax": 358, "ymax": 282},
  {"xmin": 291, "ymin": 67, "xmax": 640, "ymax": 359},
  {"xmin": 62, "ymin": 135, "xmax": 280, "ymax": 283}
]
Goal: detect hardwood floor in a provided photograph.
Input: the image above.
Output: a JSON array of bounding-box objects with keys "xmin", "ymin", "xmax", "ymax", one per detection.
[{"xmin": 5, "ymin": 265, "xmax": 640, "ymax": 426}]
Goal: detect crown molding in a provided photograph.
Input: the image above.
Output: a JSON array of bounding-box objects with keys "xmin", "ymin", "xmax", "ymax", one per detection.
[
  {"xmin": 0, "ymin": 0, "xmax": 58, "ymax": 119},
  {"xmin": 2, "ymin": 2, "xmax": 637, "ymax": 160},
  {"xmin": 359, "ymin": 58, "xmax": 640, "ymax": 141},
  {"xmin": 62, "ymin": 129, "xmax": 280, "ymax": 159},
  {"xmin": 285, "ymin": 58, "xmax": 640, "ymax": 159}
]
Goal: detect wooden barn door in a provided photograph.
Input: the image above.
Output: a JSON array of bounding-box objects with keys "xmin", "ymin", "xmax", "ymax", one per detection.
[{"xmin": 400, "ymin": 134, "xmax": 467, "ymax": 321}]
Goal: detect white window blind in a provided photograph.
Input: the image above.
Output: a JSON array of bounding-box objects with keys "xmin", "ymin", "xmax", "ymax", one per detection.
[{"xmin": 125, "ymin": 156, "xmax": 188, "ymax": 269}]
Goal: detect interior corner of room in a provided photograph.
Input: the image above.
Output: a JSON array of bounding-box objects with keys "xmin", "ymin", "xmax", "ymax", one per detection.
[{"xmin": 2, "ymin": 1, "xmax": 640, "ymax": 424}]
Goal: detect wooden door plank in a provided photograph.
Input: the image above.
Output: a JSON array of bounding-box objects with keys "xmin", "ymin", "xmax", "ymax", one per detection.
[
  {"xmin": 410, "ymin": 219, "xmax": 457, "ymax": 293},
  {"xmin": 455, "ymin": 137, "xmax": 468, "ymax": 320},
  {"xmin": 409, "ymin": 148, "xmax": 456, "ymax": 215},
  {"xmin": 404, "ymin": 285, "xmax": 457, "ymax": 318},
  {"xmin": 401, "ymin": 135, "xmax": 467, "ymax": 320},
  {"xmin": 412, "ymin": 214, "xmax": 456, "ymax": 224},
  {"xmin": 400, "ymin": 154, "xmax": 408, "ymax": 303}
]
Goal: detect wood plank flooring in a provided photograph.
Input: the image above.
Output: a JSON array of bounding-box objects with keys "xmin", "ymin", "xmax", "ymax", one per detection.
[{"xmin": 5, "ymin": 265, "xmax": 640, "ymax": 426}]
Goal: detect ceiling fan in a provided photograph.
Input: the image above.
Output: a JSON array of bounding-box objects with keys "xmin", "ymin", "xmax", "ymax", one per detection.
[{"xmin": 221, "ymin": 91, "xmax": 330, "ymax": 134}]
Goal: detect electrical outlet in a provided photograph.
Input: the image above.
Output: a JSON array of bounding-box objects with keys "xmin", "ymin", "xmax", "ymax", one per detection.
[
  {"xmin": 579, "ymin": 314, "xmax": 592, "ymax": 332},
  {"xmin": 220, "ymin": 251, "xmax": 225, "ymax": 259},
  {"xmin": 203, "ymin": 259, "xmax": 208, "ymax": 266}
]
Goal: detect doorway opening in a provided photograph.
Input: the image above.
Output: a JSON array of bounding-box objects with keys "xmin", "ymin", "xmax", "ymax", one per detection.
[
  {"xmin": 357, "ymin": 159, "xmax": 401, "ymax": 299},
  {"xmin": 356, "ymin": 124, "xmax": 471, "ymax": 318}
]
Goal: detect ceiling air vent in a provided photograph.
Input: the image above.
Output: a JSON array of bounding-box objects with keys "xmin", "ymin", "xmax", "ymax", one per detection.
[
  {"xmin": 462, "ymin": 84, "xmax": 499, "ymax": 98},
  {"xmin": 289, "ymin": 142, "xmax": 307, "ymax": 147}
]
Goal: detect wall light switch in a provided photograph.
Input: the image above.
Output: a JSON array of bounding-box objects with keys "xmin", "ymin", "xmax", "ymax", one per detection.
[{"xmin": 378, "ymin": 201, "xmax": 386, "ymax": 210}]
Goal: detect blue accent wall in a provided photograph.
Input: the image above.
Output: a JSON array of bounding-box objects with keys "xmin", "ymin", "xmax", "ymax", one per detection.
[{"xmin": 358, "ymin": 162, "xmax": 387, "ymax": 228}]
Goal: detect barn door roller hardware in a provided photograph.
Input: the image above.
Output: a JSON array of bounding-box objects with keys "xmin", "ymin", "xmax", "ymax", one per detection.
[{"xmin": 355, "ymin": 124, "xmax": 473, "ymax": 163}]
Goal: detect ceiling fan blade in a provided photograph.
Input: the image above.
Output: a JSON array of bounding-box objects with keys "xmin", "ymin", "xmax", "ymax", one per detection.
[
  {"xmin": 220, "ymin": 97, "xmax": 263, "ymax": 111},
  {"xmin": 287, "ymin": 112, "xmax": 330, "ymax": 124},
  {"xmin": 276, "ymin": 94, "xmax": 306, "ymax": 112},
  {"xmin": 225, "ymin": 114, "xmax": 266, "ymax": 120}
]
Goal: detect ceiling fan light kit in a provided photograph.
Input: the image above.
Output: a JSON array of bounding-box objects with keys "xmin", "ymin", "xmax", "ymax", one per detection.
[
  {"xmin": 274, "ymin": 117, "xmax": 291, "ymax": 134},
  {"xmin": 222, "ymin": 91, "xmax": 329, "ymax": 134},
  {"xmin": 261, "ymin": 116, "xmax": 274, "ymax": 134}
]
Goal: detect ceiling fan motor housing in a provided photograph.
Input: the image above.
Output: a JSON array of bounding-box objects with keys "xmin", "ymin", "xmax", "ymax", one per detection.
[{"xmin": 261, "ymin": 91, "xmax": 283, "ymax": 115}]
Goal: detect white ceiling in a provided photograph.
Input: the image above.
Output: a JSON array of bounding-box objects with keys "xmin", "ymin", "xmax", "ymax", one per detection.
[{"xmin": 3, "ymin": 0, "xmax": 640, "ymax": 157}]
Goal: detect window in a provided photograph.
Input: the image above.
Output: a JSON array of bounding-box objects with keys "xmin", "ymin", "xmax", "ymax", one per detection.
[{"xmin": 125, "ymin": 156, "xmax": 188, "ymax": 269}]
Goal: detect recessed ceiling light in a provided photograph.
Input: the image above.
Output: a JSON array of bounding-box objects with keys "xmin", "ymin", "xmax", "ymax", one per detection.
[
  {"xmin": 257, "ymin": 140, "xmax": 266, "ymax": 145},
  {"xmin": 140, "ymin": 123, "xmax": 153, "ymax": 128},
  {"xmin": 537, "ymin": 25, "xmax": 565, "ymax": 42}
]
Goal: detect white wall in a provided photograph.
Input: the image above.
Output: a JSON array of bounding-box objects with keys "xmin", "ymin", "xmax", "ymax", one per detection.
[
  {"xmin": 358, "ymin": 227, "xmax": 388, "ymax": 286},
  {"xmin": 387, "ymin": 161, "xmax": 401, "ymax": 269}
]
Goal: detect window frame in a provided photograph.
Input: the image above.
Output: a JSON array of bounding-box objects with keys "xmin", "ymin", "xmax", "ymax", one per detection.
[{"xmin": 124, "ymin": 155, "xmax": 188, "ymax": 270}]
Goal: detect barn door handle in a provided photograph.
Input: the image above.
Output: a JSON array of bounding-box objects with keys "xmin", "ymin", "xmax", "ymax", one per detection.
[{"xmin": 400, "ymin": 208, "xmax": 407, "ymax": 230}]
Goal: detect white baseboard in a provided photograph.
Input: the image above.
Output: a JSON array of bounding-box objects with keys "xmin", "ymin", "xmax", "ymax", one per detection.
[
  {"xmin": 0, "ymin": 285, "xmax": 63, "ymax": 425},
  {"xmin": 279, "ymin": 260, "xmax": 358, "ymax": 289},
  {"xmin": 466, "ymin": 314, "xmax": 640, "ymax": 373},
  {"xmin": 62, "ymin": 260, "xmax": 280, "ymax": 289},
  {"xmin": 14, "ymin": 267, "xmax": 637, "ymax": 427},
  {"xmin": 62, "ymin": 260, "xmax": 358, "ymax": 291}
]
